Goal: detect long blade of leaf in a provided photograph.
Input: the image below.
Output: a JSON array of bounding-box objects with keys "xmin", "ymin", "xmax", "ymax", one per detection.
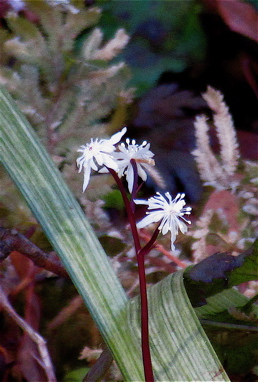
[{"xmin": 0, "ymin": 86, "xmax": 144, "ymax": 381}]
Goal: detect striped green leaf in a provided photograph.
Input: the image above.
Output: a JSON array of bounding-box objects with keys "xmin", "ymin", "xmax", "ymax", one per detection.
[
  {"xmin": 127, "ymin": 270, "xmax": 230, "ymax": 381},
  {"xmin": 0, "ymin": 86, "xmax": 144, "ymax": 381}
]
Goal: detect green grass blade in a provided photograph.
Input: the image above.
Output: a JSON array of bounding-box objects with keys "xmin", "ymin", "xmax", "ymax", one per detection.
[{"xmin": 0, "ymin": 87, "xmax": 144, "ymax": 381}]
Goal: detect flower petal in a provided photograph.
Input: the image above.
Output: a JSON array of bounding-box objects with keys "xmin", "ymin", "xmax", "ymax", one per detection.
[
  {"xmin": 136, "ymin": 212, "xmax": 162, "ymax": 228},
  {"xmin": 82, "ymin": 166, "xmax": 91, "ymax": 192},
  {"xmin": 134, "ymin": 198, "xmax": 149, "ymax": 205},
  {"xmin": 126, "ymin": 164, "xmax": 134, "ymax": 193},
  {"xmin": 137, "ymin": 164, "xmax": 147, "ymax": 182},
  {"xmin": 109, "ymin": 127, "xmax": 127, "ymax": 144}
]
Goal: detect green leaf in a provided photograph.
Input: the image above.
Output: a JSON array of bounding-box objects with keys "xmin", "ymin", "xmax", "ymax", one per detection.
[
  {"xmin": 184, "ymin": 240, "xmax": 258, "ymax": 307},
  {"xmin": 127, "ymin": 270, "xmax": 230, "ymax": 381},
  {"xmin": 194, "ymin": 288, "xmax": 258, "ymax": 376},
  {"xmin": 228, "ymin": 240, "xmax": 258, "ymax": 286},
  {"xmin": 99, "ymin": 235, "xmax": 126, "ymax": 256},
  {"xmin": 196, "ymin": 289, "xmax": 258, "ymax": 329},
  {"xmin": 0, "ymin": 86, "xmax": 144, "ymax": 381},
  {"xmin": 195, "ymin": 287, "xmax": 257, "ymax": 319},
  {"xmin": 63, "ymin": 367, "xmax": 89, "ymax": 382}
]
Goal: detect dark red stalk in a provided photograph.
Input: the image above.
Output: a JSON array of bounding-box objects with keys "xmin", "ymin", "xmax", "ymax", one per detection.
[
  {"xmin": 138, "ymin": 226, "xmax": 160, "ymax": 258},
  {"xmin": 137, "ymin": 253, "xmax": 154, "ymax": 382},
  {"xmin": 108, "ymin": 167, "xmax": 154, "ymax": 382},
  {"xmin": 108, "ymin": 168, "xmax": 140, "ymax": 252}
]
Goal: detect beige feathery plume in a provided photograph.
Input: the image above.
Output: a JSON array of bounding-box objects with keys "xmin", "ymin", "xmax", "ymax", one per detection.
[
  {"xmin": 192, "ymin": 87, "xmax": 240, "ymax": 190},
  {"xmin": 203, "ymin": 86, "xmax": 240, "ymax": 176},
  {"xmin": 192, "ymin": 115, "xmax": 227, "ymax": 187}
]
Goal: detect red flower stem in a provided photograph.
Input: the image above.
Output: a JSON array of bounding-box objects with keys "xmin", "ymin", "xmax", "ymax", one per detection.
[
  {"xmin": 137, "ymin": 253, "xmax": 155, "ymax": 382},
  {"xmin": 138, "ymin": 230, "xmax": 188, "ymax": 268},
  {"xmin": 138, "ymin": 226, "xmax": 160, "ymax": 258},
  {"xmin": 108, "ymin": 168, "xmax": 154, "ymax": 382},
  {"xmin": 108, "ymin": 168, "xmax": 140, "ymax": 251}
]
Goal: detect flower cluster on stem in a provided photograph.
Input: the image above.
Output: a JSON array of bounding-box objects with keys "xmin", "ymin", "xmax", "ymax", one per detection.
[
  {"xmin": 135, "ymin": 192, "xmax": 192, "ymax": 251},
  {"xmin": 76, "ymin": 127, "xmax": 192, "ymax": 382}
]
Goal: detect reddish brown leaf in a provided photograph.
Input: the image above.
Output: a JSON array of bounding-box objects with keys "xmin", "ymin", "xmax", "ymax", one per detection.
[
  {"xmin": 237, "ymin": 130, "xmax": 258, "ymax": 160},
  {"xmin": 204, "ymin": 190, "xmax": 240, "ymax": 232},
  {"xmin": 215, "ymin": 0, "xmax": 258, "ymax": 42}
]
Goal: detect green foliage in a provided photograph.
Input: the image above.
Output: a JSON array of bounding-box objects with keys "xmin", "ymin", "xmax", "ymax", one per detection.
[
  {"xmin": 97, "ymin": 0, "xmax": 206, "ymax": 95},
  {"xmin": 102, "ymin": 189, "xmax": 125, "ymax": 211},
  {"xmin": 194, "ymin": 288, "xmax": 258, "ymax": 376},
  {"xmin": 127, "ymin": 270, "xmax": 230, "ymax": 381},
  {"xmin": 184, "ymin": 239, "xmax": 258, "ymax": 306},
  {"xmin": 228, "ymin": 241, "xmax": 258, "ymax": 286},
  {"xmin": 63, "ymin": 367, "xmax": 90, "ymax": 382},
  {"xmin": 184, "ymin": 243, "xmax": 258, "ymax": 376},
  {"xmin": 0, "ymin": 0, "xmax": 131, "ymax": 173}
]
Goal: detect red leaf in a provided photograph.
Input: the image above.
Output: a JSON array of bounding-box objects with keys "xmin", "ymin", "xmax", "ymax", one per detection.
[
  {"xmin": 215, "ymin": 0, "xmax": 258, "ymax": 42},
  {"xmin": 204, "ymin": 190, "xmax": 240, "ymax": 232}
]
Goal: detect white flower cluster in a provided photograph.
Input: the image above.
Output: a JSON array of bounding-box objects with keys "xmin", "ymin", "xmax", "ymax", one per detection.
[
  {"xmin": 77, "ymin": 127, "xmax": 155, "ymax": 192},
  {"xmin": 77, "ymin": 128, "xmax": 191, "ymax": 250},
  {"xmin": 135, "ymin": 192, "xmax": 192, "ymax": 251}
]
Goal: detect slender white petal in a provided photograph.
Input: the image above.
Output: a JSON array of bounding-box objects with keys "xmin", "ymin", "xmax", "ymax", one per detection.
[
  {"xmin": 109, "ymin": 127, "xmax": 127, "ymax": 144},
  {"xmin": 136, "ymin": 210, "xmax": 166, "ymax": 228},
  {"xmin": 134, "ymin": 199, "xmax": 150, "ymax": 205},
  {"xmin": 82, "ymin": 166, "xmax": 91, "ymax": 192},
  {"xmin": 137, "ymin": 163, "xmax": 148, "ymax": 181},
  {"xmin": 135, "ymin": 192, "xmax": 192, "ymax": 251},
  {"xmin": 126, "ymin": 164, "xmax": 135, "ymax": 193}
]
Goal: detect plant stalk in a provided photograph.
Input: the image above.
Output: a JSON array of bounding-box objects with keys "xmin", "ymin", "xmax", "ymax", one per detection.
[{"xmin": 108, "ymin": 167, "xmax": 154, "ymax": 382}]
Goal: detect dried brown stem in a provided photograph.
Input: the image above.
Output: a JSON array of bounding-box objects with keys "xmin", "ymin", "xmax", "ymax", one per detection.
[{"xmin": 0, "ymin": 227, "xmax": 69, "ymax": 278}]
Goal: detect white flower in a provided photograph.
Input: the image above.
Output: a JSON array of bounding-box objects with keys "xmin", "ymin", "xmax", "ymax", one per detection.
[
  {"xmin": 77, "ymin": 127, "xmax": 127, "ymax": 191},
  {"xmin": 135, "ymin": 192, "xmax": 192, "ymax": 251},
  {"xmin": 113, "ymin": 138, "xmax": 155, "ymax": 192}
]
